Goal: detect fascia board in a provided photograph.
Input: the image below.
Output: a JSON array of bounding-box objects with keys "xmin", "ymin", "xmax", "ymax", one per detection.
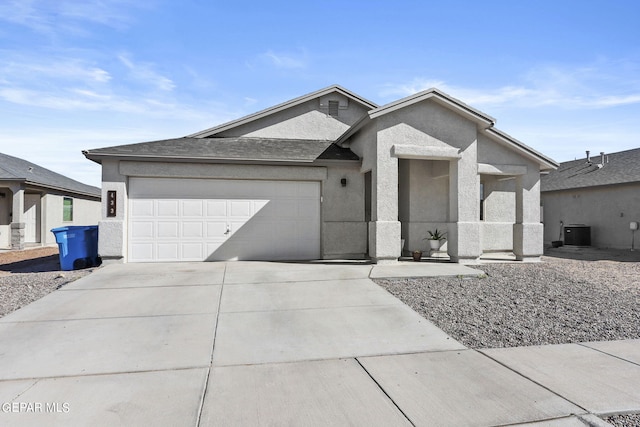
[{"xmin": 484, "ymin": 127, "xmax": 559, "ymax": 171}]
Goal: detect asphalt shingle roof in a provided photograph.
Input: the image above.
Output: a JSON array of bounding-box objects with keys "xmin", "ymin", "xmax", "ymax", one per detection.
[
  {"xmin": 0, "ymin": 153, "xmax": 101, "ymax": 197},
  {"xmin": 541, "ymin": 148, "xmax": 640, "ymax": 192},
  {"xmin": 84, "ymin": 137, "xmax": 360, "ymax": 162}
]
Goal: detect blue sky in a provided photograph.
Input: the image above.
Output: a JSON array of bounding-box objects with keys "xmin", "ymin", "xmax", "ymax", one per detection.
[{"xmin": 1, "ymin": 0, "xmax": 639, "ymax": 187}]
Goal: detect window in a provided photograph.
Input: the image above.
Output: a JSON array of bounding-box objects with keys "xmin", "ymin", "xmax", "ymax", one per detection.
[
  {"xmin": 328, "ymin": 100, "xmax": 339, "ymax": 117},
  {"xmin": 63, "ymin": 197, "xmax": 73, "ymax": 222}
]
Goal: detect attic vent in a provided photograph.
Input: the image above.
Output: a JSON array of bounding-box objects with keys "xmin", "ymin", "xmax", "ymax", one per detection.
[{"xmin": 328, "ymin": 100, "xmax": 339, "ymax": 117}]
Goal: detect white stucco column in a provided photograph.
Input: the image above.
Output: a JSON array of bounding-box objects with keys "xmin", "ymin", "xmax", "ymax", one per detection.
[
  {"xmin": 99, "ymin": 160, "xmax": 128, "ymax": 264},
  {"xmin": 513, "ymin": 168, "xmax": 543, "ymax": 261},
  {"xmin": 10, "ymin": 184, "xmax": 25, "ymax": 250},
  {"xmin": 447, "ymin": 143, "xmax": 482, "ymax": 263},
  {"xmin": 368, "ymin": 155, "xmax": 401, "ymax": 264}
]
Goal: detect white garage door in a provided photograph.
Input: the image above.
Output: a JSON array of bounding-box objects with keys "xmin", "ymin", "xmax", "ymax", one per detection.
[{"xmin": 128, "ymin": 177, "xmax": 321, "ymax": 262}]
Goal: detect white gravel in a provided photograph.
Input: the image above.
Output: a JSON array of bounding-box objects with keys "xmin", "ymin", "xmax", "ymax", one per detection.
[
  {"xmin": 374, "ymin": 256, "xmax": 640, "ymax": 349},
  {"xmin": 0, "ymin": 270, "xmax": 94, "ymax": 318}
]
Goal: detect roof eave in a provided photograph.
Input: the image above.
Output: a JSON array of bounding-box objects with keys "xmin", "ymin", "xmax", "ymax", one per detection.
[
  {"xmin": 485, "ymin": 128, "xmax": 559, "ymax": 171},
  {"xmin": 81, "ymin": 152, "xmax": 327, "ymax": 165}
]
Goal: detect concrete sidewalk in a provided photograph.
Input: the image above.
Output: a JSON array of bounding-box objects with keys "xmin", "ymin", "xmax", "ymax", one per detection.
[{"xmin": 0, "ymin": 261, "xmax": 638, "ymax": 426}]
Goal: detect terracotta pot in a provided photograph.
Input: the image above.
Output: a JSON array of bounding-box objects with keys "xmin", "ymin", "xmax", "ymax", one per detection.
[{"xmin": 412, "ymin": 251, "xmax": 422, "ymax": 261}]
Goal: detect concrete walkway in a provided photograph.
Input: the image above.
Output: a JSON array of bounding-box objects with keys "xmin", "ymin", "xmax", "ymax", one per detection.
[{"xmin": 0, "ymin": 262, "xmax": 638, "ymax": 426}]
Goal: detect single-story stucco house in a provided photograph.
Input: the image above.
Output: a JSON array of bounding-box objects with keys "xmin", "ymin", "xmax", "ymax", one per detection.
[
  {"xmin": 0, "ymin": 152, "xmax": 102, "ymax": 250},
  {"xmin": 541, "ymin": 148, "xmax": 640, "ymax": 249},
  {"xmin": 83, "ymin": 85, "xmax": 558, "ymax": 264}
]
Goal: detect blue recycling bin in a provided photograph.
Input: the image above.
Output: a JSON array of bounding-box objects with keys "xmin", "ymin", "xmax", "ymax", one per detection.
[{"xmin": 51, "ymin": 226, "xmax": 101, "ymax": 271}]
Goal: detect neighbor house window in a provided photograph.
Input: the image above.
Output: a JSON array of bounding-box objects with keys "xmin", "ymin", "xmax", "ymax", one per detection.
[{"xmin": 63, "ymin": 197, "xmax": 73, "ymax": 222}]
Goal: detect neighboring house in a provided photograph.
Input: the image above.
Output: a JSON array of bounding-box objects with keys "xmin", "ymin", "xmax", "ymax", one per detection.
[
  {"xmin": 0, "ymin": 153, "xmax": 101, "ymax": 250},
  {"xmin": 83, "ymin": 85, "xmax": 557, "ymax": 264},
  {"xmin": 541, "ymin": 149, "xmax": 640, "ymax": 249}
]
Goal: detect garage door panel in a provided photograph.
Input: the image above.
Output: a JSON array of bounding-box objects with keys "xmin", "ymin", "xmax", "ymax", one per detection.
[
  {"xmin": 131, "ymin": 221, "xmax": 154, "ymax": 238},
  {"xmin": 131, "ymin": 199, "xmax": 154, "ymax": 216},
  {"xmin": 206, "ymin": 201, "xmax": 227, "ymax": 217},
  {"xmin": 182, "ymin": 200, "xmax": 204, "ymax": 217},
  {"xmin": 157, "ymin": 222, "xmax": 179, "ymax": 238},
  {"xmin": 129, "ymin": 178, "xmax": 320, "ymax": 262},
  {"xmin": 157, "ymin": 243, "xmax": 181, "ymax": 261},
  {"xmin": 130, "ymin": 243, "xmax": 154, "ymax": 262},
  {"xmin": 182, "ymin": 222, "xmax": 203, "ymax": 238},
  {"xmin": 229, "ymin": 200, "xmax": 252, "ymax": 217},
  {"xmin": 157, "ymin": 200, "xmax": 179, "ymax": 216},
  {"xmin": 182, "ymin": 243, "xmax": 204, "ymax": 261},
  {"xmin": 206, "ymin": 221, "xmax": 227, "ymax": 238}
]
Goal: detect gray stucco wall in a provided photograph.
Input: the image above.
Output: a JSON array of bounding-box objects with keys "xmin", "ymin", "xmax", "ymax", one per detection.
[
  {"xmin": 0, "ymin": 185, "xmax": 100, "ymax": 249},
  {"xmin": 42, "ymin": 193, "xmax": 101, "ymax": 245},
  {"xmin": 398, "ymin": 159, "xmax": 450, "ymax": 254},
  {"xmin": 481, "ymin": 175, "xmax": 515, "ymax": 251},
  {"xmin": 216, "ymin": 94, "xmax": 370, "ymax": 141},
  {"xmin": 542, "ymin": 182, "xmax": 640, "ymax": 249}
]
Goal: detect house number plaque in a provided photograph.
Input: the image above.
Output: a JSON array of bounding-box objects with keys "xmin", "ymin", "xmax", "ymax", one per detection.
[{"xmin": 107, "ymin": 191, "xmax": 117, "ymax": 217}]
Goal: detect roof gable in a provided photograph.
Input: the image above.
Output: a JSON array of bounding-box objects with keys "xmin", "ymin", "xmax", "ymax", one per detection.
[
  {"xmin": 189, "ymin": 85, "xmax": 378, "ymax": 138},
  {"xmin": 0, "ymin": 153, "xmax": 101, "ymax": 197},
  {"xmin": 337, "ymin": 88, "xmax": 558, "ymax": 170},
  {"xmin": 369, "ymin": 88, "xmax": 496, "ymax": 125}
]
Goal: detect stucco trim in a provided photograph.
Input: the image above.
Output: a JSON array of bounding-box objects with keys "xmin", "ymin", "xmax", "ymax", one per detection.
[
  {"xmin": 392, "ymin": 144, "xmax": 461, "ymax": 160},
  {"xmin": 119, "ymin": 161, "xmax": 328, "ymax": 181},
  {"xmin": 478, "ymin": 163, "xmax": 527, "ymax": 176}
]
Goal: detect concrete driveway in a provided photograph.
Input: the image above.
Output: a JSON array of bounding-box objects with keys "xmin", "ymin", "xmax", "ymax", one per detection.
[{"xmin": 0, "ymin": 261, "xmax": 637, "ymax": 426}]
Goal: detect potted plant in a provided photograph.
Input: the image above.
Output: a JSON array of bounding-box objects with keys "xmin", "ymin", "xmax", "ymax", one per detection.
[
  {"xmin": 425, "ymin": 229, "xmax": 447, "ymax": 251},
  {"xmin": 412, "ymin": 250, "xmax": 422, "ymax": 262}
]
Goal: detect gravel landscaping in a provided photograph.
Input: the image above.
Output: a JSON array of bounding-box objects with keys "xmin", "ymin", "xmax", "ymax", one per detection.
[
  {"xmin": 0, "ymin": 247, "xmax": 96, "ymax": 318},
  {"xmin": 375, "ymin": 253, "xmax": 640, "ymax": 349}
]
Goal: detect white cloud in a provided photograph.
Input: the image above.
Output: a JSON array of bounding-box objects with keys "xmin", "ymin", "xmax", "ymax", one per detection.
[
  {"xmin": 260, "ymin": 50, "xmax": 308, "ymax": 69},
  {"xmin": 380, "ymin": 63, "xmax": 640, "ymax": 110},
  {"xmin": 118, "ymin": 54, "xmax": 176, "ymax": 91},
  {"xmin": 0, "ymin": 0, "xmax": 144, "ymax": 34},
  {"xmin": 2, "ymin": 58, "xmax": 112, "ymax": 84}
]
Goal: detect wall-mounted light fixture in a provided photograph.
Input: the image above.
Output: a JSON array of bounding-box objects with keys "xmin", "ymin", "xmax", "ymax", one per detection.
[{"xmin": 340, "ymin": 178, "xmax": 347, "ymax": 187}]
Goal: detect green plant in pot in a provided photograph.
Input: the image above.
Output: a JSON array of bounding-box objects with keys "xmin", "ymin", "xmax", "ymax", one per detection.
[{"xmin": 425, "ymin": 229, "xmax": 446, "ymax": 251}]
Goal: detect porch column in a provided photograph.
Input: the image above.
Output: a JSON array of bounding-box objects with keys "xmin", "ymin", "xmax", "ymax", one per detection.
[
  {"xmin": 10, "ymin": 184, "xmax": 25, "ymax": 250},
  {"xmin": 513, "ymin": 167, "xmax": 543, "ymax": 261},
  {"xmin": 368, "ymin": 156, "xmax": 401, "ymax": 264},
  {"xmin": 447, "ymin": 144, "xmax": 481, "ymax": 263}
]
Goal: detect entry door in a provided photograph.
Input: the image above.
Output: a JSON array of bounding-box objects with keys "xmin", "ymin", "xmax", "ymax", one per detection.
[
  {"xmin": 128, "ymin": 178, "xmax": 321, "ymax": 262},
  {"xmin": 24, "ymin": 194, "xmax": 40, "ymax": 243}
]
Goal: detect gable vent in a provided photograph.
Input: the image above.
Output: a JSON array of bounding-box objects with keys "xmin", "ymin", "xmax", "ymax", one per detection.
[{"xmin": 328, "ymin": 100, "xmax": 339, "ymax": 117}]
